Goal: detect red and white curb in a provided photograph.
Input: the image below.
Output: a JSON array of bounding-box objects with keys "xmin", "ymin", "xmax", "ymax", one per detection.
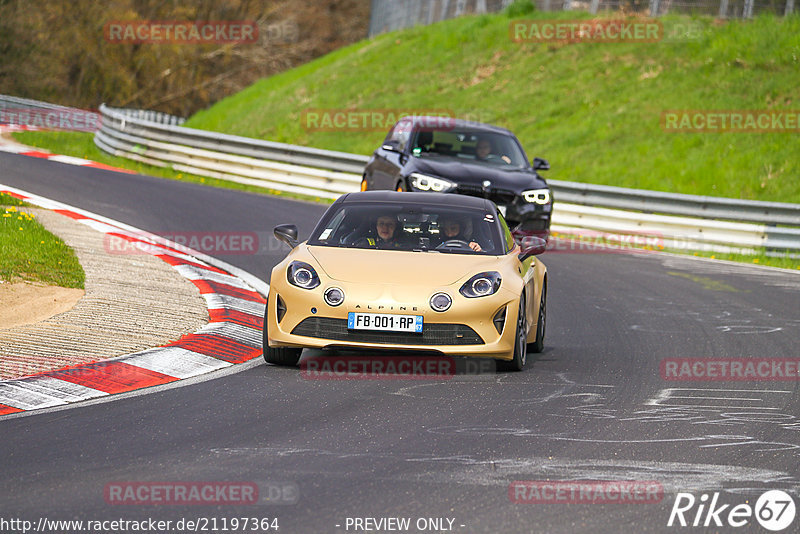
[
  {"xmin": 0, "ymin": 124, "xmax": 135, "ymax": 174},
  {"xmin": 0, "ymin": 185, "xmax": 268, "ymax": 417}
]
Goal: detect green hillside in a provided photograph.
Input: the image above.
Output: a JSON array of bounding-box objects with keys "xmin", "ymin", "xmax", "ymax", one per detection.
[{"xmin": 186, "ymin": 9, "xmax": 800, "ymax": 203}]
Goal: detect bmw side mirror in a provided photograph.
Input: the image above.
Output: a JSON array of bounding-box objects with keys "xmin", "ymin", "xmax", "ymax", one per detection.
[
  {"xmin": 382, "ymin": 140, "xmax": 401, "ymax": 152},
  {"xmin": 519, "ymin": 236, "xmax": 547, "ymax": 261},
  {"xmin": 532, "ymin": 157, "xmax": 550, "ymax": 171},
  {"xmin": 274, "ymin": 224, "xmax": 299, "ymax": 248}
]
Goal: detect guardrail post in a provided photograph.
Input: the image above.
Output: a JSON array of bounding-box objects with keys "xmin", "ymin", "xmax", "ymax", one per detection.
[
  {"xmin": 649, "ymin": 0, "xmax": 661, "ymax": 16},
  {"xmin": 786, "ymin": 0, "xmax": 795, "ymax": 15}
]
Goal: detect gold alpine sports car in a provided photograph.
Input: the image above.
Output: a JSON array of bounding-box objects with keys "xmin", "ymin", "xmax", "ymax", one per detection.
[{"xmin": 263, "ymin": 191, "xmax": 547, "ymax": 371}]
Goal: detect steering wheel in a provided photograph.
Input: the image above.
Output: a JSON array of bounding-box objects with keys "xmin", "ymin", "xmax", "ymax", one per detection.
[{"xmin": 436, "ymin": 239, "xmax": 472, "ymax": 251}]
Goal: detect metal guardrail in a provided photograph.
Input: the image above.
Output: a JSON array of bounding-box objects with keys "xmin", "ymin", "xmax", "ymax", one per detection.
[
  {"xmin": 0, "ymin": 94, "xmax": 70, "ymax": 112},
  {"xmin": 92, "ymin": 103, "xmax": 800, "ymax": 255}
]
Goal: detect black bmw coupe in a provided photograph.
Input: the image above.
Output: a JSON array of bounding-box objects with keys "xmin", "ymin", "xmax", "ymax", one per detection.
[{"xmin": 362, "ymin": 116, "xmax": 552, "ymax": 241}]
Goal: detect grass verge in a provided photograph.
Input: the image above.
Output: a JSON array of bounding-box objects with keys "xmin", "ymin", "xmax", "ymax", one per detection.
[{"xmin": 0, "ymin": 193, "xmax": 85, "ymax": 288}]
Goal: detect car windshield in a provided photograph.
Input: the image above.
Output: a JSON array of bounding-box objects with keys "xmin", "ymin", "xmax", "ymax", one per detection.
[
  {"xmin": 410, "ymin": 128, "xmax": 527, "ymax": 168},
  {"xmin": 307, "ymin": 202, "xmax": 504, "ymax": 255}
]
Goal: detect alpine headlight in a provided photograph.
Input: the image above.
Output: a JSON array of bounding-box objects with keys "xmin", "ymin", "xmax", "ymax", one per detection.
[
  {"xmin": 410, "ymin": 173, "xmax": 455, "ymax": 193},
  {"xmin": 287, "ymin": 261, "xmax": 320, "ymax": 289},
  {"xmin": 522, "ymin": 188, "xmax": 551, "ymax": 205},
  {"xmin": 459, "ymin": 271, "xmax": 502, "ymax": 298}
]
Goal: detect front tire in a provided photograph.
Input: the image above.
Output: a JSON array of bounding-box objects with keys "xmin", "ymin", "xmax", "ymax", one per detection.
[
  {"xmin": 497, "ymin": 296, "xmax": 527, "ymax": 372},
  {"xmin": 262, "ymin": 300, "xmax": 302, "ymax": 366},
  {"xmin": 528, "ymin": 283, "xmax": 546, "ymax": 354}
]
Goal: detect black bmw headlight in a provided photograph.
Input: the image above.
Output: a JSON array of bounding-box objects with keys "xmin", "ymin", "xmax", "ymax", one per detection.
[
  {"xmin": 460, "ymin": 272, "xmax": 502, "ymax": 298},
  {"xmin": 287, "ymin": 261, "xmax": 320, "ymax": 289}
]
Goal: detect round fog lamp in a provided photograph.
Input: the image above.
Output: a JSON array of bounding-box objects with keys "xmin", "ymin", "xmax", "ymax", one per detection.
[
  {"xmin": 324, "ymin": 287, "xmax": 345, "ymax": 306},
  {"xmin": 430, "ymin": 292, "xmax": 452, "ymax": 312}
]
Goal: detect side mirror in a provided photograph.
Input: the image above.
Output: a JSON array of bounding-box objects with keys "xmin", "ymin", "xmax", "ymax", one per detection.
[
  {"xmin": 532, "ymin": 157, "xmax": 550, "ymax": 171},
  {"xmin": 518, "ymin": 236, "xmax": 547, "ymax": 261},
  {"xmin": 274, "ymin": 224, "xmax": 299, "ymax": 248},
  {"xmin": 382, "ymin": 140, "xmax": 402, "ymax": 152}
]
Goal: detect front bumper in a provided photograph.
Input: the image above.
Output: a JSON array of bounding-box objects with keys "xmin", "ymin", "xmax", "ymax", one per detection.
[{"xmin": 266, "ymin": 282, "xmax": 523, "ymax": 360}]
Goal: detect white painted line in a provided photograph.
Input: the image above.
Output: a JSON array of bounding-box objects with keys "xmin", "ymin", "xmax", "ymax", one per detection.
[
  {"xmin": 195, "ymin": 322, "xmax": 262, "ymax": 348},
  {"xmin": 10, "ymin": 376, "xmax": 108, "ymax": 402},
  {"xmin": 120, "ymin": 347, "xmax": 232, "ymax": 379},
  {"xmin": 203, "ymin": 294, "xmax": 265, "ymax": 316},
  {"xmin": 175, "ymin": 264, "xmax": 252, "ymax": 289},
  {"xmin": 48, "ymin": 155, "xmax": 93, "ymax": 166},
  {"xmin": 0, "ymin": 145, "xmax": 28, "ymax": 154},
  {"xmin": 79, "ymin": 219, "xmax": 128, "ymax": 234},
  {"xmin": 0, "ymin": 383, "xmax": 68, "ymax": 410}
]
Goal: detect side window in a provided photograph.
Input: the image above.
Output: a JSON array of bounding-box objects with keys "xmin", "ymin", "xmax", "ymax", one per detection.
[
  {"xmin": 385, "ymin": 119, "xmax": 413, "ymax": 152},
  {"xmin": 497, "ymin": 211, "xmax": 515, "ymax": 253}
]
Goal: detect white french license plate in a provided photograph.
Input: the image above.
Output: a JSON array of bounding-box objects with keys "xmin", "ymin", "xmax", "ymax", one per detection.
[
  {"xmin": 347, "ymin": 312, "xmax": 423, "ymax": 333},
  {"xmin": 497, "ymin": 205, "xmax": 507, "ymax": 217}
]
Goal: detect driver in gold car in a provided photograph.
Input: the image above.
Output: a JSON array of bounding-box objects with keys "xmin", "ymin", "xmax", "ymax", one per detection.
[{"xmin": 438, "ymin": 216, "xmax": 482, "ymax": 252}]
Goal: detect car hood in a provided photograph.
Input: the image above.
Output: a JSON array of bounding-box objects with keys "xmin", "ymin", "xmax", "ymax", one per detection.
[
  {"xmin": 411, "ymin": 157, "xmax": 547, "ymax": 191},
  {"xmin": 307, "ymin": 245, "xmax": 500, "ymax": 286}
]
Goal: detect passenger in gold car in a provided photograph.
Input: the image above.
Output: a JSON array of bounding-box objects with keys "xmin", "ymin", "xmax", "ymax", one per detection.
[{"xmin": 355, "ymin": 215, "xmax": 404, "ymax": 249}]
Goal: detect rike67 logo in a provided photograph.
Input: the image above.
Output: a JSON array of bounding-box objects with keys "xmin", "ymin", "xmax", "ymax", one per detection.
[{"xmin": 668, "ymin": 490, "xmax": 796, "ymax": 531}]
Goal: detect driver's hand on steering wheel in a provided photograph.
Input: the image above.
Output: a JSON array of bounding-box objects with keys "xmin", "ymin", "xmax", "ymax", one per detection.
[{"xmin": 469, "ymin": 241, "xmax": 482, "ymax": 252}]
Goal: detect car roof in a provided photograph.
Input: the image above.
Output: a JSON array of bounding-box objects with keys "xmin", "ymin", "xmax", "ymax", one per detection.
[
  {"xmin": 337, "ymin": 191, "xmax": 494, "ymax": 210},
  {"xmin": 400, "ymin": 115, "xmax": 514, "ymax": 136}
]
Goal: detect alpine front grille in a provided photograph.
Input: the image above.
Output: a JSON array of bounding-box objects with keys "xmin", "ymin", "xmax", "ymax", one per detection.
[{"xmin": 291, "ymin": 317, "xmax": 484, "ymax": 345}]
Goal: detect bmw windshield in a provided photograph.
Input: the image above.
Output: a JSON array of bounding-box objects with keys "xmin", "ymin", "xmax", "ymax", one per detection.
[{"xmin": 410, "ymin": 129, "xmax": 528, "ymax": 168}]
